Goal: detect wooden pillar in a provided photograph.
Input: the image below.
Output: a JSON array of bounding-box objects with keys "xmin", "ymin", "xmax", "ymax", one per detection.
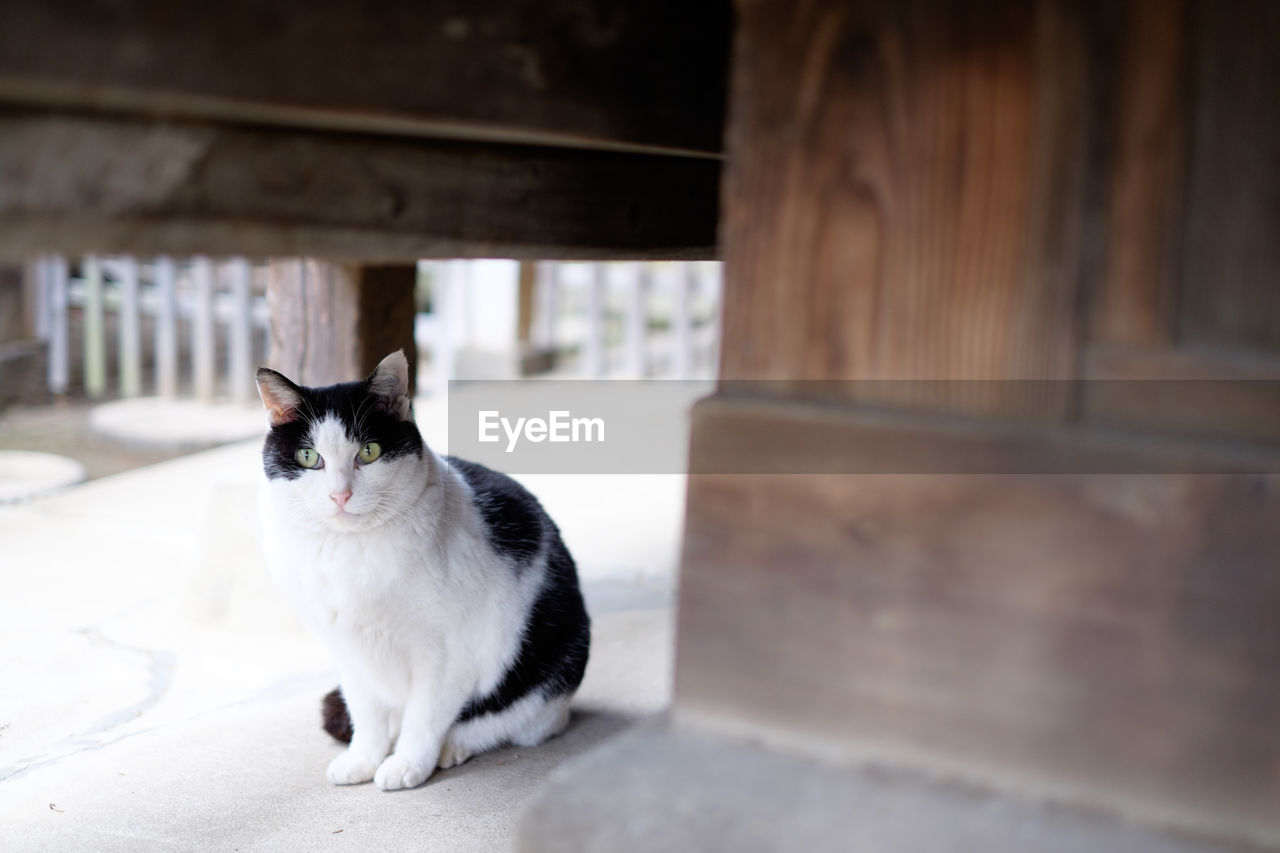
[
  {"xmin": 516, "ymin": 261, "xmax": 554, "ymax": 376},
  {"xmin": 0, "ymin": 263, "xmax": 47, "ymax": 410},
  {"xmin": 266, "ymin": 260, "xmax": 417, "ymax": 391},
  {"xmin": 521, "ymin": 1, "xmax": 1280, "ymax": 850}
]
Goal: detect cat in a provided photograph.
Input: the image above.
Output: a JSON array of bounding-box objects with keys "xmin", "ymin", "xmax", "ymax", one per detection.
[{"xmin": 255, "ymin": 350, "xmax": 590, "ymax": 790}]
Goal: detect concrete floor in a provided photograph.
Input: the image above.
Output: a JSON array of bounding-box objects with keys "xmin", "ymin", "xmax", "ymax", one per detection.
[{"xmin": 0, "ymin": 412, "xmax": 684, "ymax": 851}]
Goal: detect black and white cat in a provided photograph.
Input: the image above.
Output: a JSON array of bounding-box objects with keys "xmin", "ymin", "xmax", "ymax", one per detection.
[{"xmin": 255, "ymin": 350, "xmax": 590, "ymax": 790}]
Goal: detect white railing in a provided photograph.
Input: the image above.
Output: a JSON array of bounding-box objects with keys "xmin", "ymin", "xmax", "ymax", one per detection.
[
  {"xmin": 28, "ymin": 258, "xmax": 721, "ymax": 404},
  {"xmin": 418, "ymin": 260, "xmax": 721, "ymax": 394},
  {"xmin": 30, "ymin": 256, "xmax": 270, "ymax": 404}
]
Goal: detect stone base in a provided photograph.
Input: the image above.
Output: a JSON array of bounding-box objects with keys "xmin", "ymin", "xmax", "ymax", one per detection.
[{"xmin": 516, "ymin": 721, "xmax": 1257, "ymax": 853}]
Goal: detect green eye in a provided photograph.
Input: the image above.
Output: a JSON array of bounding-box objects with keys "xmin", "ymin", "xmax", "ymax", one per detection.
[
  {"xmin": 294, "ymin": 447, "xmax": 322, "ymax": 469},
  {"xmin": 358, "ymin": 442, "xmax": 382, "ymax": 464}
]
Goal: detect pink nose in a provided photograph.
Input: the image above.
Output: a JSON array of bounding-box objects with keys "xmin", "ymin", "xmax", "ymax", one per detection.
[{"xmin": 329, "ymin": 489, "xmax": 352, "ymax": 509}]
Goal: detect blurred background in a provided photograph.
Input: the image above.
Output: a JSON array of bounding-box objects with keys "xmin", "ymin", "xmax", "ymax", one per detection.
[{"xmin": 0, "ymin": 257, "xmax": 721, "ymax": 490}]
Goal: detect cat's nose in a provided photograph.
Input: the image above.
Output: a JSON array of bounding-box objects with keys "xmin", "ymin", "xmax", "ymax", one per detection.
[{"xmin": 329, "ymin": 489, "xmax": 352, "ymax": 509}]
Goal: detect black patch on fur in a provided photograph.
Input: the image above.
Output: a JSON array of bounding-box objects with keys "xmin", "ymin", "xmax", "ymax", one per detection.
[
  {"xmin": 261, "ymin": 377, "xmax": 422, "ymax": 481},
  {"xmin": 318, "ymin": 535, "xmax": 590, "ymax": 738},
  {"xmin": 456, "ymin": 536, "xmax": 591, "ymax": 722},
  {"xmin": 322, "ymin": 688, "xmax": 354, "ymax": 743},
  {"xmin": 445, "ymin": 456, "xmax": 544, "ymax": 565},
  {"xmin": 289, "ymin": 407, "xmax": 590, "ymax": 743}
]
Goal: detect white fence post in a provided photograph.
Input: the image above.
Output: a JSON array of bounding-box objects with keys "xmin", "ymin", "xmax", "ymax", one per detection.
[
  {"xmin": 192, "ymin": 257, "xmax": 216, "ymax": 402},
  {"xmin": 227, "ymin": 257, "xmax": 254, "ymax": 405},
  {"xmin": 426, "ymin": 261, "xmax": 458, "ymax": 398},
  {"xmin": 625, "ymin": 263, "xmax": 649, "ymax": 377},
  {"xmin": 535, "ymin": 261, "xmax": 558, "ymax": 350},
  {"xmin": 30, "ymin": 257, "xmax": 50, "ymax": 339},
  {"xmin": 153, "ymin": 257, "xmax": 178, "ymax": 397},
  {"xmin": 46, "ymin": 256, "xmax": 69, "ymax": 395},
  {"xmin": 706, "ymin": 262, "xmax": 723, "ymax": 376},
  {"xmin": 82, "ymin": 255, "xmax": 107, "ymax": 399},
  {"xmin": 117, "ymin": 258, "xmax": 142, "ymax": 397},
  {"xmin": 673, "ymin": 263, "xmax": 695, "ymax": 378},
  {"xmin": 583, "ymin": 264, "xmax": 607, "ymax": 377}
]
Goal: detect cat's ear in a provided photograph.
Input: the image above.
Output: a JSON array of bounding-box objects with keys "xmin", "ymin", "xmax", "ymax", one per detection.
[
  {"xmin": 366, "ymin": 349, "xmax": 413, "ymax": 420},
  {"xmin": 256, "ymin": 368, "xmax": 304, "ymax": 426}
]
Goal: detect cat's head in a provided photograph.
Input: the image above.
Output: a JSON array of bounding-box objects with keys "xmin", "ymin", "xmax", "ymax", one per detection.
[{"xmin": 256, "ymin": 350, "xmax": 425, "ymax": 532}]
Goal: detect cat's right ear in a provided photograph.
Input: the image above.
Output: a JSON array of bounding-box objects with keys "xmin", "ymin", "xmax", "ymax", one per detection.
[
  {"xmin": 366, "ymin": 349, "xmax": 413, "ymax": 421},
  {"xmin": 256, "ymin": 368, "xmax": 304, "ymax": 426}
]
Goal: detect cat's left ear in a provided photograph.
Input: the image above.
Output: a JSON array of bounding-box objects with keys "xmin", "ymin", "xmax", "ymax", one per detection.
[{"xmin": 366, "ymin": 349, "xmax": 413, "ymax": 420}]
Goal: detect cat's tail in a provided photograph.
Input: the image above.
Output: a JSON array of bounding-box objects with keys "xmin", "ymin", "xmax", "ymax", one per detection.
[{"xmin": 322, "ymin": 688, "xmax": 353, "ymax": 743}]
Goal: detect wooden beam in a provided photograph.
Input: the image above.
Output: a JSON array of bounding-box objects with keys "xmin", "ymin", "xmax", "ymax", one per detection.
[
  {"xmin": 0, "ymin": 112, "xmax": 720, "ymax": 261},
  {"xmin": 0, "ymin": 0, "xmax": 730, "ymax": 157},
  {"xmin": 676, "ymin": 395, "xmax": 1280, "ymax": 846}
]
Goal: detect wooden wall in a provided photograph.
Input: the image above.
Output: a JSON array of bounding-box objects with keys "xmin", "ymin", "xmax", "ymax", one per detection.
[{"xmin": 676, "ymin": 0, "xmax": 1280, "ymax": 846}]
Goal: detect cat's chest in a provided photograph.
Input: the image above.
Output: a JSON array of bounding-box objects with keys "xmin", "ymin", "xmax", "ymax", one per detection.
[{"xmin": 282, "ymin": 531, "xmax": 429, "ymax": 625}]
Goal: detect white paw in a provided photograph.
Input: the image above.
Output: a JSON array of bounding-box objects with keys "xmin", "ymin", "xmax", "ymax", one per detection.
[
  {"xmin": 437, "ymin": 738, "xmax": 473, "ymax": 769},
  {"xmin": 374, "ymin": 754, "xmax": 432, "ymax": 790},
  {"xmin": 326, "ymin": 749, "xmax": 380, "ymax": 785}
]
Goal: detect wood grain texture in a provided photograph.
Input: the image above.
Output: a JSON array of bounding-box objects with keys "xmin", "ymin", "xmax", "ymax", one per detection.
[
  {"xmin": 265, "ymin": 261, "xmax": 417, "ymax": 390},
  {"xmin": 1091, "ymin": 0, "xmax": 1186, "ymax": 347},
  {"xmin": 0, "ymin": 0, "xmax": 730, "ymax": 156},
  {"xmin": 689, "ymin": 389, "xmax": 1280, "ymax": 475},
  {"xmin": 1176, "ymin": 0, "xmax": 1280, "ymax": 352},
  {"xmin": 0, "ymin": 112, "xmax": 720, "ymax": 261},
  {"xmin": 717, "ymin": 0, "xmax": 1094, "ymax": 419},
  {"xmin": 1084, "ymin": 344, "xmax": 1280, "ymax": 447},
  {"xmin": 356, "ymin": 265, "xmax": 419, "ymax": 394},
  {"xmin": 675, "ymin": 395, "xmax": 1280, "ymax": 846},
  {"xmin": 0, "ymin": 265, "xmax": 28, "ymax": 344}
]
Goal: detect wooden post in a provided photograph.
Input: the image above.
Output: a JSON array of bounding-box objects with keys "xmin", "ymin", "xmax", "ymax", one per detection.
[
  {"xmin": 0, "ymin": 265, "xmax": 27, "ymax": 344},
  {"xmin": 265, "ymin": 260, "xmax": 416, "ymax": 392},
  {"xmin": 516, "ymin": 262, "xmax": 536, "ymax": 352},
  {"xmin": 0, "ymin": 263, "xmax": 45, "ymax": 408},
  {"xmin": 516, "ymin": 261, "xmax": 554, "ymax": 376},
  {"xmin": 521, "ymin": 1, "xmax": 1280, "ymax": 850}
]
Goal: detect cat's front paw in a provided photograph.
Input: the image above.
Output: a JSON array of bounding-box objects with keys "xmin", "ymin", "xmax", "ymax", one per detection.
[
  {"xmin": 327, "ymin": 749, "xmax": 380, "ymax": 785},
  {"xmin": 374, "ymin": 754, "xmax": 432, "ymax": 791}
]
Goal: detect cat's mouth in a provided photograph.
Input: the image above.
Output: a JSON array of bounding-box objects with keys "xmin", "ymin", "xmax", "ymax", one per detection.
[{"xmin": 327, "ymin": 505, "xmax": 363, "ymax": 524}]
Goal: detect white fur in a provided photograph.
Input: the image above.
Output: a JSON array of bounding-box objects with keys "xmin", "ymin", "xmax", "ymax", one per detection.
[{"xmin": 259, "ymin": 413, "xmax": 563, "ymax": 790}]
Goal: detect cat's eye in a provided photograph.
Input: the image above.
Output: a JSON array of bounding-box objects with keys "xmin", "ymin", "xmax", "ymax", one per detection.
[
  {"xmin": 295, "ymin": 447, "xmax": 322, "ymax": 469},
  {"xmin": 358, "ymin": 442, "xmax": 382, "ymax": 464}
]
